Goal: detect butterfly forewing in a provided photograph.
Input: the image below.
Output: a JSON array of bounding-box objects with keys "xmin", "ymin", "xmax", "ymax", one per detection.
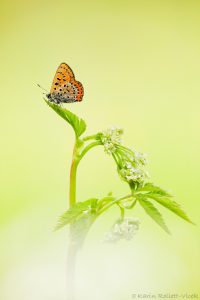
[{"xmin": 50, "ymin": 63, "xmax": 75, "ymax": 94}]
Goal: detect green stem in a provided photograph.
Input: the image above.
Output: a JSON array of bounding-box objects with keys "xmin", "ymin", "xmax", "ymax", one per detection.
[
  {"xmin": 116, "ymin": 144, "xmax": 134, "ymax": 155},
  {"xmin": 66, "ymin": 139, "xmax": 104, "ymax": 299},
  {"xmin": 84, "ymin": 195, "xmax": 135, "ymax": 239},
  {"xmin": 67, "ymin": 140, "xmax": 80, "ymax": 300},
  {"xmin": 118, "ymin": 204, "xmax": 125, "ymax": 220},
  {"xmin": 79, "ymin": 141, "xmax": 101, "ymax": 159},
  {"xmin": 111, "ymin": 153, "xmax": 119, "ymax": 165},
  {"xmin": 69, "ymin": 140, "xmax": 101, "ymax": 207},
  {"xmin": 69, "ymin": 144, "xmax": 79, "ymax": 207},
  {"xmin": 82, "ymin": 134, "xmax": 98, "ymax": 141},
  {"xmin": 97, "ymin": 194, "xmax": 132, "ymax": 216}
]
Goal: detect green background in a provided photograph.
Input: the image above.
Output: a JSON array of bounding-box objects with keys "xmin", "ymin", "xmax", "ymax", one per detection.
[{"xmin": 0, "ymin": 1, "xmax": 199, "ymax": 299}]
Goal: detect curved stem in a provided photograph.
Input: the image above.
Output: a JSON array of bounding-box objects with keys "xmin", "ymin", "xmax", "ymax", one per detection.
[
  {"xmin": 79, "ymin": 141, "xmax": 101, "ymax": 160},
  {"xmin": 69, "ymin": 141, "xmax": 101, "ymax": 207},
  {"xmin": 82, "ymin": 195, "xmax": 133, "ymax": 241},
  {"xmin": 111, "ymin": 153, "xmax": 119, "ymax": 165},
  {"xmin": 116, "ymin": 144, "xmax": 134, "ymax": 155},
  {"xmin": 97, "ymin": 194, "xmax": 132, "ymax": 216}
]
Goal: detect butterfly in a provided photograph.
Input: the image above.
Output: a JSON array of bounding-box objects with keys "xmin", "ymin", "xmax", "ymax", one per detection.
[{"xmin": 46, "ymin": 63, "xmax": 84, "ymax": 104}]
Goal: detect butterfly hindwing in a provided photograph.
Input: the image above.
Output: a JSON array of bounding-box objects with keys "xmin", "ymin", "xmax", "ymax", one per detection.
[{"xmin": 70, "ymin": 80, "xmax": 84, "ymax": 102}]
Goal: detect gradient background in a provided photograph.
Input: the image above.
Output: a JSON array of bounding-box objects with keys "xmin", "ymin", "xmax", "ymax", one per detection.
[{"xmin": 0, "ymin": 1, "xmax": 200, "ymax": 299}]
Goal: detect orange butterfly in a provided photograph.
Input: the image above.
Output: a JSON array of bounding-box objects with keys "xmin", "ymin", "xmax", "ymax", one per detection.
[{"xmin": 46, "ymin": 63, "xmax": 84, "ymax": 104}]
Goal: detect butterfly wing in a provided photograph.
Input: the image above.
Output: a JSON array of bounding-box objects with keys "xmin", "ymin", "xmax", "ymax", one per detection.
[
  {"xmin": 48, "ymin": 63, "xmax": 84, "ymax": 103},
  {"xmin": 57, "ymin": 80, "xmax": 84, "ymax": 103},
  {"xmin": 70, "ymin": 80, "xmax": 84, "ymax": 102},
  {"xmin": 50, "ymin": 63, "xmax": 75, "ymax": 94}
]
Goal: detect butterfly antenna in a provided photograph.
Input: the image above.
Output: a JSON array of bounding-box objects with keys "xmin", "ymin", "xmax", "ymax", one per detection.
[{"xmin": 37, "ymin": 83, "xmax": 48, "ymax": 93}]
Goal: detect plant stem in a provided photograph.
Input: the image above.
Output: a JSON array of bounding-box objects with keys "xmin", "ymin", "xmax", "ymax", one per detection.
[
  {"xmin": 82, "ymin": 134, "xmax": 98, "ymax": 141},
  {"xmin": 97, "ymin": 194, "xmax": 132, "ymax": 216},
  {"xmin": 67, "ymin": 141, "xmax": 79, "ymax": 300},
  {"xmin": 66, "ymin": 139, "xmax": 101, "ymax": 300},
  {"xmin": 69, "ymin": 157, "xmax": 78, "ymax": 207},
  {"xmin": 117, "ymin": 204, "xmax": 125, "ymax": 220},
  {"xmin": 79, "ymin": 141, "xmax": 101, "ymax": 159}
]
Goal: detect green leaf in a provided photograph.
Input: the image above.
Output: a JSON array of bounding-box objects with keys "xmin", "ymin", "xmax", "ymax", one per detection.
[
  {"xmin": 45, "ymin": 99, "xmax": 86, "ymax": 138},
  {"xmin": 138, "ymin": 196, "xmax": 170, "ymax": 234},
  {"xmin": 146, "ymin": 195, "xmax": 194, "ymax": 224},
  {"xmin": 137, "ymin": 182, "xmax": 172, "ymax": 197},
  {"xmin": 55, "ymin": 198, "xmax": 98, "ymax": 230}
]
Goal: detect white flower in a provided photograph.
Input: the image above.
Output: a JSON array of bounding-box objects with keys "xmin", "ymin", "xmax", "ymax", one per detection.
[
  {"xmin": 119, "ymin": 160, "xmax": 148, "ymax": 184},
  {"xmin": 133, "ymin": 150, "xmax": 147, "ymax": 166},
  {"xmin": 100, "ymin": 126, "xmax": 123, "ymax": 154},
  {"xmin": 125, "ymin": 150, "xmax": 147, "ymax": 166},
  {"xmin": 102, "ymin": 218, "xmax": 140, "ymax": 243}
]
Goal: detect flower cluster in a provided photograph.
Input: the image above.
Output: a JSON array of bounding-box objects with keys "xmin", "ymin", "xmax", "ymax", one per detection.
[
  {"xmin": 98, "ymin": 126, "xmax": 148, "ymax": 185},
  {"xmin": 119, "ymin": 160, "xmax": 148, "ymax": 184},
  {"xmin": 119, "ymin": 150, "xmax": 148, "ymax": 185},
  {"xmin": 99, "ymin": 126, "xmax": 123, "ymax": 154},
  {"xmin": 103, "ymin": 218, "xmax": 140, "ymax": 243}
]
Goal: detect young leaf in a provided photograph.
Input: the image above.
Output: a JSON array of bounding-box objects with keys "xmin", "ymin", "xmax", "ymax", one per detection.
[
  {"xmin": 55, "ymin": 198, "xmax": 98, "ymax": 230},
  {"xmin": 138, "ymin": 196, "xmax": 170, "ymax": 234},
  {"xmin": 45, "ymin": 99, "xmax": 86, "ymax": 138},
  {"xmin": 137, "ymin": 182, "xmax": 172, "ymax": 197},
  {"xmin": 146, "ymin": 195, "xmax": 194, "ymax": 224}
]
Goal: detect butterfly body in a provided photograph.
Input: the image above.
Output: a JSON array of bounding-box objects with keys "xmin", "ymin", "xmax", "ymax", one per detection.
[{"xmin": 47, "ymin": 63, "xmax": 84, "ymax": 103}]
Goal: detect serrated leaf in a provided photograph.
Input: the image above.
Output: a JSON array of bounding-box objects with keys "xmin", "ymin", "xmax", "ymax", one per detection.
[
  {"xmin": 146, "ymin": 195, "xmax": 194, "ymax": 224},
  {"xmin": 55, "ymin": 198, "xmax": 98, "ymax": 230},
  {"xmin": 138, "ymin": 196, "xmax": 170, "ymax": 234},
  {"xmin": 45, "ymin": 99, "xmax": 86, "ymax": 138},
  {"xmin": 137, "ymin": 182, "xmax": 172, "ymax": 197}
]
